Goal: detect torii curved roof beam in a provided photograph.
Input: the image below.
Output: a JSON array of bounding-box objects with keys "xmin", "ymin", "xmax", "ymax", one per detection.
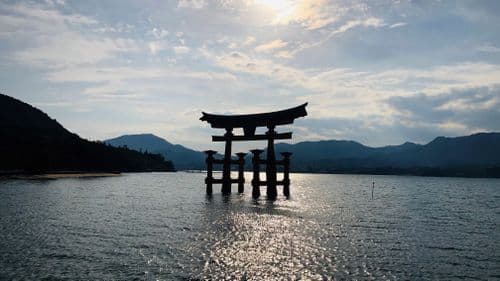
[{"xmin": 200, "ymin": 103, "xmax": 308, "ymax": 130}]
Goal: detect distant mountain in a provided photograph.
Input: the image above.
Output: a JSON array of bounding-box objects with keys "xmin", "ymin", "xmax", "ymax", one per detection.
[
  {"xmin": 0, "ymin": 93, "xmax": 174, "ymax": 173},
  {"xmin": 105, "ymin": 131, "xmax": 500, "ymax": 177},
  {"xmin": 274, "ymin": 133, "xmax": 500, "ymax": 177},
  {"xmin": 105, "ymin": 134, "xmax": 206, "ymax": 170}
]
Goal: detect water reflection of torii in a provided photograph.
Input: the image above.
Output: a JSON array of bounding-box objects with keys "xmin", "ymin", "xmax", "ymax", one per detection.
[{"xmin": 200, "ymin": 103, "xmax": 308, "ymax": 199}]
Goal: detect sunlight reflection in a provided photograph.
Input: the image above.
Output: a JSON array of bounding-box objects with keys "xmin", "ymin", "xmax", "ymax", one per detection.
[{"xmin": 193, "ymin": 193, "xmax": 336, "ymax": 279}]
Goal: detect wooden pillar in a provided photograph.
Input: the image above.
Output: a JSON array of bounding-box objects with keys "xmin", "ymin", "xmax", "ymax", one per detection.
[
  {"xmin": 281, "ymin": 152, "xmax": 292, "ymax": 197},
  {"xmin": 266, "ymin": 125, "xmax": 277, "ymax": 199},
  {"xmin": 250, "ymin": 149, "xmax": 263, "ymax": 198},
  {"xmin": 204, "ymin": 150, "xmax": 217, "ymax": 195},
  {"xmin": 236, "ymin": 152, "xmax": 246, "ymax": 193},
  {"xmin": 221, "ymin": 128, "xmax": 233, "ymax": 194}
]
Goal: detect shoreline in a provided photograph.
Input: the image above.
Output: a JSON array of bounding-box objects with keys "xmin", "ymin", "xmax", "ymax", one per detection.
[
  {"xmin": 1, "ymin": 172, "xmax": 121, "ymax": 180},
  {"xmin": 176, "ymin": 169, "xmax": 500, "ymax": 179}
]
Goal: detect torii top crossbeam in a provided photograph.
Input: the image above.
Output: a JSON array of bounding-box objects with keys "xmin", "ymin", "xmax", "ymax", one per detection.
[{"xmin": 200, "ymin": 103, "xmax": 308, "ymax": 131}]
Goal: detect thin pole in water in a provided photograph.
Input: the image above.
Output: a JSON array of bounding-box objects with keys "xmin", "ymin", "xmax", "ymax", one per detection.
[{"xmin": 371, "ymin": 181, "xmax": 374, "ymax": 200}]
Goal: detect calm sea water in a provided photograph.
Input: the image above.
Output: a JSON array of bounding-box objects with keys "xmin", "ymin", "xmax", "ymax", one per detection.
[{"xmin": 0, "ymin": 172, "xmax": 499, "ymax": 280}]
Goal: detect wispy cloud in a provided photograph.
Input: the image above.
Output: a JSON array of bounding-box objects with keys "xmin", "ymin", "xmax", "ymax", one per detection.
[
  {"xmin": 272, "ymin": 0, "xmax": 352, "ymax": 30},
  {"xmin": 148, "ymin": 41, "xmax": 167, "ymax": 55},
  {"xmin": 255, "ymin": 39, "xmax": 288, "ymax": 52},
  {"xmin": 15, "ymin": 34, "xmax": 138, "ymax": 67},
  {"xmin": 173, "ymin": 46, "xmax": 190, "ymax": 54},
  {"xmin": 243, "ymin": 36, "xmax": 256, "ymax": 46},
  {"xmin": 1, "ymin": 2, "xmax": 138, "ymax": 68},
  {"xmin": 332, "ymin": 17, "xmax": 385, "ymax": 34},
  {"xmin": 476, "ymin": 44, "xmax": 500, "ymax": 53},
  {"xmin": 277, "ymin": 17, "xmax": 385, "ymax": 58},
  {"xmin": 387, "ymin": 85, "xmax": 500, "ymax": 137},
  {"xmin": 177, "ymin": 0, "xmax": 206, "ymax": 9},
  {"xmin": 1, "ymin": 0, "xmax": 499, "ymax": 147},
  {"xmin": 214, "ymin": 47, "xmax": 500, "ymax": 123},
  {"xmin": 2, "ymin": 2, "xmax": 96, "ymax": 25},
  {"xmin": 389, "ymin": 22, "xmax": 407, "ymax": 28}
]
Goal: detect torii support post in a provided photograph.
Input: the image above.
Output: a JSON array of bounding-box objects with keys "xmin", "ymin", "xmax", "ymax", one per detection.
[
  {"xmin": 236, "ymin": 152, "xmax": 247, "ymax": 193},
  {"xmin": 266, "ymin": 125, "xmax": 277, "ymax": 199},
  {"xmin": 221, "ymin": 128, "xmax": 233, "ymax": 194},
  {"xmin": 204, "ymin": 150, "xmax": 217, "ymax": 195},
  {"xmin": 250, "ymin": 149, "xmax": 263, "ymax": 198},
  {"xmin": 281, "ymin": 152, "xmax": 292, "ymax": 197}
]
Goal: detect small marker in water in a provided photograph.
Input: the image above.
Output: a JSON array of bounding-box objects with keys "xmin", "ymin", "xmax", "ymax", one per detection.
[{"xmin": 372, "ymin": 181, "xmax": 374, "ymax": 199}]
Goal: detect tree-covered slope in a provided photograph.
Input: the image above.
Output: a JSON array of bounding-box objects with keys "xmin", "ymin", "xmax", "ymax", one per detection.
[
  {"xmin": 274, "ymin": 133, "xmax": 500, "ymax": 177},
  {"xmin": 105, "ymin": 134, "xmax": 206, "ymax": 170},
  {"xmin": 0, "ymin": 93, "xmax": 175, "ymax": 173}
]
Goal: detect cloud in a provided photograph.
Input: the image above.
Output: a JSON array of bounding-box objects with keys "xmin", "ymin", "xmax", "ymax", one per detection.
[
  {"xmin": 2, "ymin": 0, "xmax": 500, "ymax": 148},
  {"xmin": 44, "ymin": 0, "xmax": 66, "ymax": 7},
  {"xmin": 177, "ymin": 0, "xmax": 206, "ymax": 9},
  {"xmin": 476, "ymin": 44, "xmax": 500, "ymax": 53},
  {"xmin": 216, "ymin": 50, "xmax": 500, "ymax": 104},
  {"xmin": 291, "ymin": 86, "xmax": 500, "ymax": 145},
  {"xmin": 243, "ymin": 36, "xmax": 256, "ymax": 46},
  {"xmin": 214, "ymin": 48, "xmax": 500, "ymax": 124},
  {"xmin": 215, "ymin": 51, "xmax": 305, "ymax": 86},
  {"xmin": 45, "ymin": 66, "xmax": 236, "ymax": 83},
  {"xmin": 1, "ymin": 2, "xmax": 138, "ymax": 67},
  {"xmin": 149, "ymin": 41, "xmax": 164, "ymax": 55},
  {"xmin": 173, "ymin": 46, "xmax": 190, "ymax": 54},
  {"xmin": 387, "ymin": 85, "xmax": 500, "ymax": 134},
  {"xmin": 331, "ymin": 17, "xmax": 385, "ymax": 35},
  {"xmin": 15, "ymin": 34, "xmax": 138, "ymax": 67},
  {"xmin": 282, "ymin": 17, "xmax": 386, "ymax": 57},
  {"xmin": 2, "ymin": 2, "xmax": 96, "ymax": 25},
  {"xmin": 255, "ymin": 39, "xmax": 288, "ymax": 53},
  {"xmin": 389, "ymin": 22, "xmax": 407, "ymax": 28},
  {"xmin": 272, "ymin": 0, "xmax": 345, "ymax": 30},
  {"xmin": 149, "ymin": 28, "xmax": 169, "ymax": 39},
  {"xmin": 437, "ymin": 97, "xmax": 498, "ymax": 112},
  {"xmin": 275, "ymin": 50, "xmax": 293, "ymax": 59}
]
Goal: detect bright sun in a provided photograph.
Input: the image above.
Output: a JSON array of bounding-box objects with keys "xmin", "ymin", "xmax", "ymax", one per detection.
[
  {"xmin": 255, "ymin": 0, "xmax": 292, "ymax": 11},
  {"xmin": 253, "ymin": 0, "xmax": 295, "ymax": 24}
]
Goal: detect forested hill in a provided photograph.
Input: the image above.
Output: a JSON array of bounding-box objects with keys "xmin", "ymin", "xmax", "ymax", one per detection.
[
  {"xmin": 105, "ymin": 134, "xmax": 206, "ymax": 170},
  {"xmin": 274, "ymin": 133, "xmax": 500, "ymax": 177},
  {"xmin": 105, "ymin": 131, "xmax": 500, "ymax": 177},
  {"xmin": 0, "ymin": 93, "xmax": 175, "ymax": 173}
]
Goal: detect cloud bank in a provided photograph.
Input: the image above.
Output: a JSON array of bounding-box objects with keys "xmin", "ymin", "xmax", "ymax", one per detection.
[{"xmin": 0, "ymin": 0, "xmax": 499, "ymax": 150}]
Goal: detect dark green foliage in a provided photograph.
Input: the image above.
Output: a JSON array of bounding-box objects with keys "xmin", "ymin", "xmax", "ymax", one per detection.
[
  {"xmin": 105, "ymin": 134, "xmax": 206, "ymax": 170},
  {"xmin": 0, "ymin": 93, "xmax": 175, "ymax": 173},
  {"xmin": 105, "ymin": 130, "xmax": 500, "ymax": 177},
  {"xmin": 274, "ymin": 134, "xmax": 500, "ymax": 177}
]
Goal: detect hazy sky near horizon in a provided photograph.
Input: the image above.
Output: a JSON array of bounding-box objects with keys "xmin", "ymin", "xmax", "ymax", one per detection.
[{"xmin": 1, "ymin": 0, "xmax": 500, "ymax": 150}]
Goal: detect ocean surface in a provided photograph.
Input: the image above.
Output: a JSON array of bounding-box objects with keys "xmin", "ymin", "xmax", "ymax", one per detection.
[{"xmin": 0, "ymin": 172, "xmax": 499, "ymax": 280}]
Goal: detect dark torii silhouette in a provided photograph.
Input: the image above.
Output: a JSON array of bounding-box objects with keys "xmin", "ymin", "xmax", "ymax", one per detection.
[{"xmin": 200, "ymin": 103, "xmax": 308, "ymax": 199}]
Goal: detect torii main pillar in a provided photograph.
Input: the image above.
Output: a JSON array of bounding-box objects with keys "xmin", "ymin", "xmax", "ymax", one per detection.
[
  {"xmin": 221, "ymin": 128, "xmax": 233, "ymax": 193},
  {"xmin": 266, "ymin": 125, "xmax": 277, "ymax": 198}
]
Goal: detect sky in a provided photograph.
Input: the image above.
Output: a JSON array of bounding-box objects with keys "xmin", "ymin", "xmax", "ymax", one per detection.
[{"xmin": 1, "ymin": 0, "xmax": 499, "ymax": 151}]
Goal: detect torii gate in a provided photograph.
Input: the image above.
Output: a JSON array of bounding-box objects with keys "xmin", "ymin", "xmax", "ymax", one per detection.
[{"xmin": 200, "ymin": 103, "xmax": 307, "ymax": 199}]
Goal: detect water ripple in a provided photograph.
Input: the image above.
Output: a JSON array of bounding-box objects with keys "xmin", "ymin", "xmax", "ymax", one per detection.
[{"xmin": 1, "ymin": 173, "xmax": 499, "ymax": 280}]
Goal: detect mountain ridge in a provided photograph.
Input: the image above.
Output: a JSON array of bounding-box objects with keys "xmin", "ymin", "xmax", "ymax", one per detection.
[
  {"xmin": 275, "ymin": 132, "xmax": 500, "ymax": 176},
  {"xmin": 105, "ymin": 134, "xmax": 206, "ymax": 170},
  {"xmin": 0, "ymin": 93, "xmax": 175, "ymax": 173},
  {"xmin": 105, "ymin": 132, "xmax": 500, "ymax": 177}
]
